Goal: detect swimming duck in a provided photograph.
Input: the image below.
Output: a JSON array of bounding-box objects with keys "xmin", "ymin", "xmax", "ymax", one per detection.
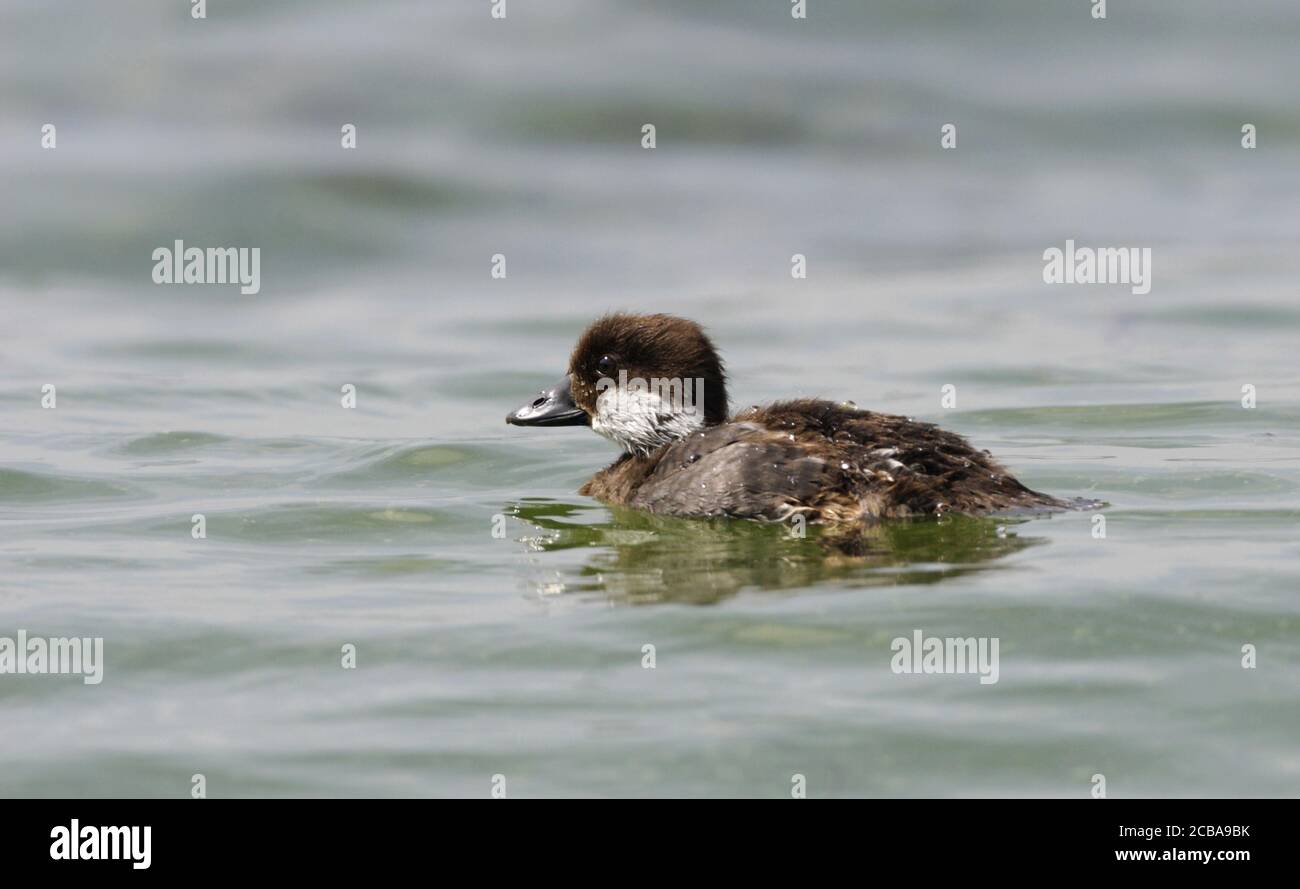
[{"xmin": 507, "ymin": 313, "xmax": 1073, "ymax": 523}]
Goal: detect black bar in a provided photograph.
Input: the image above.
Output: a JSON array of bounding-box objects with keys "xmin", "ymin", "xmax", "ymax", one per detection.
[{"xmin": 1, "ymin": 801, "xmax": 1284, "ymax": 874}]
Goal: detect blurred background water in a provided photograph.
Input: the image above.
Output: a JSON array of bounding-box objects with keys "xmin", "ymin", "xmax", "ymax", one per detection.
[{"xmin": 1, "ymin": 0, "xmax": 1298, "ymax": 797}]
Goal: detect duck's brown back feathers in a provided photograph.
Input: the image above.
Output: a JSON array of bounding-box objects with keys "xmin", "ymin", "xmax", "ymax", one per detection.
[{"xmin": 579, "ymin": 399, "xmax": 1067, "ymax": 522}]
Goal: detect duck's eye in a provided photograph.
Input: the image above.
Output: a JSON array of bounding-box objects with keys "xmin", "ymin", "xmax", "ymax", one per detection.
[{"xmin": 596, "ymin": 355, "xmax": 615, "ymax": 376}]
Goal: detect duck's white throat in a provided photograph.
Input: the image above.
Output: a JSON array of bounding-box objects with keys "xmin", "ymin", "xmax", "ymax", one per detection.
[{"xmin": 592, "ymin": 381, "xmax": 706, "ymax": 457}]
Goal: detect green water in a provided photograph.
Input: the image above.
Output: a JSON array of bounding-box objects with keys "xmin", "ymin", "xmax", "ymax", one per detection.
[{"xmin": 2, "ymin": 1, "xmax": 1299, "ymax": 797}]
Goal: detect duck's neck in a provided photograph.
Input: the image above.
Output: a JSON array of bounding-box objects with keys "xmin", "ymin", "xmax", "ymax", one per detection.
[
  {"xmin": 591, "ymin": 387, "xmax": 712, "ymax": 457},
  {"xmin": 579, "ymin": 451, "xmax": 665, "ymax": 504}
]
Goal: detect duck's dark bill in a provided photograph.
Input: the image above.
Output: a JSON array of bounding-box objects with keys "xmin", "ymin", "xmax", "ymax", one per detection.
[{"xmin": 506, "ymin": 376, "xmax": 589, "ymax": 426}]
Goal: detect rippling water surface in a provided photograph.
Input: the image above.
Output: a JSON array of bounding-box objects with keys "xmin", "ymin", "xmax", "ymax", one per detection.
[{"xmin": 2, "ymin": 1, "xmax": 1298, "ymax": 797}]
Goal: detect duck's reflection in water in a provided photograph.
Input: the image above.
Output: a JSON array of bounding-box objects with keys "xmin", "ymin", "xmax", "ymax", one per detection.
[{"xmin": 507, "ymin": 500, "xmax": 1044, "ymax": 605}]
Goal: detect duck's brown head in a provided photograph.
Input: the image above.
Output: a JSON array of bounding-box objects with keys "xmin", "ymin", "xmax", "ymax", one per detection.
[{"xmin": 506, "ymin": 313, "xmax": 728, "ymax": 456}]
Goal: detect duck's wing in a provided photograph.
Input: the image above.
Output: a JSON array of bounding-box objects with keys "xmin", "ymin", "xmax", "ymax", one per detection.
[{"xmin": 630, "ymin": 422, "xmax": 832, "ymax": 521}]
